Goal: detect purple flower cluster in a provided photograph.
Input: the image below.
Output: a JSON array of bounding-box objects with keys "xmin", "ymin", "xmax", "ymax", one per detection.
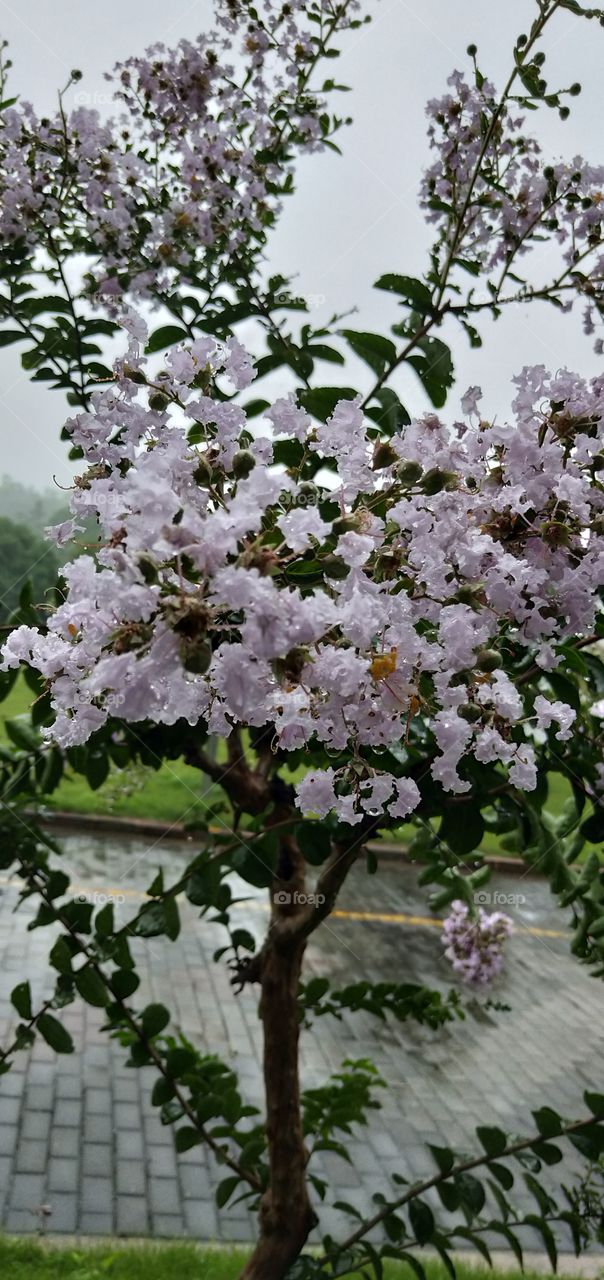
[
  {"xmin": 442, "ymin": 899, "xmax": 514, "ymax": 986},
  {"xmin": 0, "ymin": 0, "xmax": 359, "ymax": 301},
  {"xmin": 2, "ymin": 315, "xmax": 602, "ymax": 826},
  {"xmin": 420, "ymin": 70, "xmax": 604, "ymax": 340}
]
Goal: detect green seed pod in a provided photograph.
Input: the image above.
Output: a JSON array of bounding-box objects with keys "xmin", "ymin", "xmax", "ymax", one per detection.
[
  {"xmin": 421, "ymin": 467, "xmax": 457, "ymax": 496},
  {"xmin": 458, "ymin": 703, "xmax": 482, "ymax": 724},
  {"xmin": 396, "ymin": 460, "xmax": 423, "ymax": 485},
  {"xmin": 180, "ymin": 638, "xmax": 213, "ymax": 675},
  {"xmin": 298, "ymin": 482, "xmax": 318, "ymax": 499},
  {"xmin": 232, "ymin": 450, "xmax": 256, "ymax": 479},
  {"xmin": 149, "ymin": 391, "xmax": 169, "ymax": 412},
  {"xmin": 475, "ymin": 648, "xmax": 501, "ymax": 673},
  {"xmin": 122, "ymin": 366, "xmax": 147, "ymax": 385}
]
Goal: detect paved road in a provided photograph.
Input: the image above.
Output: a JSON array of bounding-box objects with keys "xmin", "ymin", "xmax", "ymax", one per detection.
[{"xmin": 0, "ymin": 830, "xmax": 602, "ymax": 1249}]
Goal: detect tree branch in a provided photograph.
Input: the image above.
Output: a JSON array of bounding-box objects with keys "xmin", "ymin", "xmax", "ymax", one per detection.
[{"xmin": 321, "ymin": 1108, "xmax": 604, "ymax": 1264}]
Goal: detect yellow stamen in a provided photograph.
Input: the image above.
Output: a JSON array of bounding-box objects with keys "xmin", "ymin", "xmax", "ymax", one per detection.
[{"xmin": 370, "ymin": 647, "xmax": 398, "ymax": 680}]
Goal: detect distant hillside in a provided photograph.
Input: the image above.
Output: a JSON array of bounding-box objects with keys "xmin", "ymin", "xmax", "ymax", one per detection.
[
  {"xmin": 0, "ymin": 515, "xmax": 61, "ymax": 621},
  {"xmin": 0, "ymin": 475, "xmax": 69, "ymax": 533}
]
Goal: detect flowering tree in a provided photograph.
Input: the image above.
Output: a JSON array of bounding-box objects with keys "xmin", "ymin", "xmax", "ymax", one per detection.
[{"xmin": 2, "ymin": 1, "xmax": 604, "ymax": 1276}]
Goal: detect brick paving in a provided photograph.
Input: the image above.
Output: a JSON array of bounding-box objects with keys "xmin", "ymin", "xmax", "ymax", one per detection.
[{"xmin": 0, "ymin": 831, "xmax": 602, "ymax": 1247}]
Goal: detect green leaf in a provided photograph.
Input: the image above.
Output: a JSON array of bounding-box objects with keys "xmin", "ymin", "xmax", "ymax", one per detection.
[
  {"xmin": 111, "ymin": 969, "xmax": 140, "ymax": 1000},
  {"xmin": 0, "ymin": 329, "xmax": 25, "ymax": 347},
  {"xmin": 408, "ymin": 337, "xmax": 454, "ymax": 408},
  {"xmin": 49, "ymin": 937, "xmax": 73, "ymax": 975},
  {"xmin": 365, "ymin": 387, "xmax": 410, "ymax": 435},
  {"xmin": 273, "ymin": 439, "xmax": 304, "ymax": 468},
  {"xmin": 488, "ymin": 1224, "xmax": 523, "ymax": 1268},
  {"xmin": 580, "ymin": 809, "xmax": 604, "ymax": 843},
  {"xmin": 546, "ymin": 670, "xmax": 581, "ymax": 714},
  {"xmin": 75, "ymin": 966, "xmax": 110, "ymax": 1008},
  {"xmin": 489, "ymin": 1161, "xmax": 514, "ymax": 1190},
  {"xmin": 476, "ymin": 1125, "xmax": 508, "ymax": 1158},
  {"xmin": 175, "ymin": 1127, "xmax": 202, "ymax": 1153},
  {"xmin": 37, "ymin": 1013, "xmax": 74, "ymax": 1054},
  {"xmin": 408, "ymin": 1198, "xmax": 435, "ymax": 1243},
  {"xmin": 532, "ymin": 1106, "xmax": 562, "ymax": 1139},
  {"xmin": 11, "ymin": 981, "xmax": 32, "ymax": 1020},
  {"xmin": 455, "ymin": 1171, "xmax": 486, "ymax": 1217},
  {"xmin": 428, "ymin": 1144, "xmax": 455, "ymax": 1175},
  {"xmin": 132, "ymin": 899, "xmax": 180, "ymax": 940},
  {"xmin": 523, "ymin": 1214, "xmax": 557, "ymax": 1271},
  {"xmin": 85, "ymin": 750, "xmax": 110, "ymax": 791},
  {"xmin": 307, "ymin": 342, "xmax": 344, "ymax": 365},
  {"xmin": 216, "ymin": 1175, "xmax": 241, "ymax": 1207},
  {"xmin": 4, "ymin": 718, "xmax": 40, "ymax": 752},
  {"xmin": 95, "ymin": 903, "xmax": 115, "ymax": 939},
  {"xmin": 531, "ymin": 1141, "xmax": 562, "ymax": 1165},
  {"xmin": 298, "ymin": 386, "xmax": 357, "ymax": 423},
  {"xmin": 340, "ymin": 330, "xmax": 396, "ymax": 376},
  {"xmin": 374, "ymin": 274, "xmax": 434, "ymax": 314},
  {"xmin": 151, "ymin": 1078, "xmax": 174, "ymax": 1107},
  {"xmin": 569, "ymin": 1124, "xmax": 604, "ymax": 1159},
  {"xmin": 146, "ymin": 325, "xmax": 189, "ymax": 353},
  {"xmin": 296, "ymin": 821, "xmax": 333, "ymax": 866},
  {"xmin": 439, "ymin": 804, "xmax": 485, "ymax": 856},
  {"xmin": 141, "ymin": 1003, "xmax": 171, "ymax": 1038},
  {"xmin": 304, "ymin": 977, "xmax": 330, "ymax": 1004},
  {"xmin": 231, "ymin": 835, "xmax": 277, "ymax": 888},
  {"xmin": 584, "ymin": 1090, "xmax": 604, "ymax": 1117}
]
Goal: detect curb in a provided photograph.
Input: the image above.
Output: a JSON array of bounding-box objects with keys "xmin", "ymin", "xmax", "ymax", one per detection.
[{"xmin": 32, "ymin": 808, "xmax": 529, "ymax": 876}]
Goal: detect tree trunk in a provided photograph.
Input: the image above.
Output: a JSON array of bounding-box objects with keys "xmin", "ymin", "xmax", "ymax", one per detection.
[{"xmin": 239, "ymin": 934, "xmax": 316, "ymax": 1280}]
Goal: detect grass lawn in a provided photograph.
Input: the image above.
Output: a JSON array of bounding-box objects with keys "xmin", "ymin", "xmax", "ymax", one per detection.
[
  {"xmin": 0, "ymin": 678, "xmax": 220, "ymax": 826},
  {"xmin": 0, "ymin": 1240, "xmax": 588, "ymax": 1280},
  {"xmin": 0, "ymin": 677, "xmax": 592, "ymax": 859}
]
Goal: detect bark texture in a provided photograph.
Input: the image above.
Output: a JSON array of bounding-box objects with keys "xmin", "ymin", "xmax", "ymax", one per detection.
[{"xmin": 239, "ymin": 934, "xmax": 316, "ymax": 1280}]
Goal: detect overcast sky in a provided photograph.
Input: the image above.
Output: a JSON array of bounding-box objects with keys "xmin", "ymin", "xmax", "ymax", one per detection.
[{"xmin": 1, "ymin": 0, "xmax": 603, "ymax": 489}]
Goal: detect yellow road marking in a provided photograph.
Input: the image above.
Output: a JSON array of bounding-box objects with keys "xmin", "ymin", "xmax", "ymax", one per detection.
[{"xmin": 0, "ymin": 875, "xmax": 567, "ymax": 940}]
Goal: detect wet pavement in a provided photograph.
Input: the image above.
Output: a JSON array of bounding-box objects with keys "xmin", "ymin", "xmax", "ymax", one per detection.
[{"xmin": 0, "ymin": 828, "xmax": 602, "ymax": 1248}]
